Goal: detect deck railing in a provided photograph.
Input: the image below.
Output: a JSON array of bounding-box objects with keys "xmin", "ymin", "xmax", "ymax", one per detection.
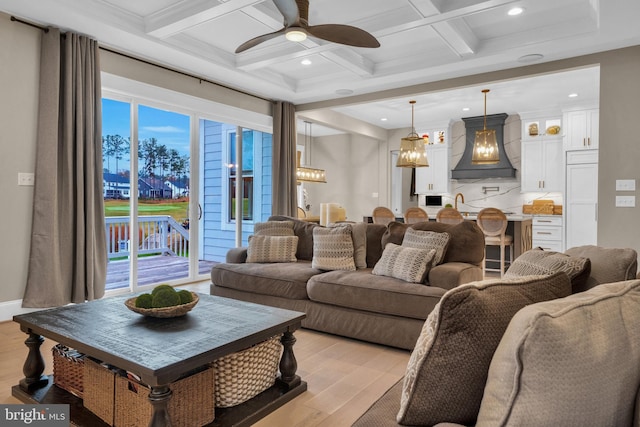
[{"xmin": 105, "ymin": 215, "xmax": 189, "ymax": 260}]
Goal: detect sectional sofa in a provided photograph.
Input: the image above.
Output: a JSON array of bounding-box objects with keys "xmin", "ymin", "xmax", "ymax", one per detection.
[{"xmin": 210, "ymin": 216, "xmax": 485, "ymax": 350}]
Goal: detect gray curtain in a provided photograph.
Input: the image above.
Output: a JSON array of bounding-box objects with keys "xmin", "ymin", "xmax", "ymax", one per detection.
[
  {"xmin": 23, "ymin": 28, "xmax": 107, "ymax": 307},
  {"xmin": 272, "ymin": 101, "xmax": 298, "ymax": 217}
]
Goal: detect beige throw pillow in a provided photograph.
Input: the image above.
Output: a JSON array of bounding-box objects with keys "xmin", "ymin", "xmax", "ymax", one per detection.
[
  {"xmin": 329, "ymin": 223, "xmax": 367, "ymax": 269},
  {"xmin": 396, "ymin": 272, "xmax": 572, "ymax": 426},
  {"xmin": 401, "ymin": 228, "xmax": 450, "ymax": 265},
  {"xmin": 312, "ymin": 226, "xmax": 356, "ymax": 271},
  {"xmin": 254, "ymin": 220, "xmax": 295, "ymax": 236},
  {"xmin": 372, "ymin": 244, "xmax": 436, "ymax": 284},
  {"xmin": 246, "ymin": 235, "xmax": 298, "ymax": 263},
  {"xmin": 505, "ymin": 247, "xmax": 590, "ymax": 290}
]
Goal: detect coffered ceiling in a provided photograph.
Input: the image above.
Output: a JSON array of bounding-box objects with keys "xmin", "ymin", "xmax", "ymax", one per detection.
[{"xmin": 2, "ymin": 0, "xmax": 639, "ymax": 134}]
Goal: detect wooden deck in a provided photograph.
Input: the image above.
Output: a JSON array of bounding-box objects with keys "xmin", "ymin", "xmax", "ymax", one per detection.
[{"xmin": 106, "ymin": 255, "xmax": 218, "ymax": 290}]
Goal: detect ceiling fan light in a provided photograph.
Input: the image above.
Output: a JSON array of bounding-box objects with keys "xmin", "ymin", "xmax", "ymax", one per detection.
[{"xmin": 286, "ymin": 29, "xmax": 307, "ymax": 42}]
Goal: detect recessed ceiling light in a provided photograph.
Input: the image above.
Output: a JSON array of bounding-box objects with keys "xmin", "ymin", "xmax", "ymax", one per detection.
[
  {"xmin": 335, "ymin": 89, "xmax": 354, "ymax": 96},
  {"xmin": 462, "ymin": 107, "xmax": 470, "ymax": 111},
  {"xmin": 380, "ymin": 118, "xmax": 388, "ymax": 122},
  {"xmin": 517, "ymin": 53, "xmax": 544, "ymax": 63},
  {"xmin": 301, "ymin": 59, "xmax": 312, "ymax": 65},
  {"xmin": 508, "ymin": 7, "xmax": 524, "ymax": 16},
  {"xmin": 568, "ymin": 93, "xmax": 579, "ymax": 98}
]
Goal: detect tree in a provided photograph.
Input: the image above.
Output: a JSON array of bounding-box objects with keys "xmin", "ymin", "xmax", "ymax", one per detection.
[{"xmin": 139, "ymin": 138, "xmax": 159, "ymax": 178}]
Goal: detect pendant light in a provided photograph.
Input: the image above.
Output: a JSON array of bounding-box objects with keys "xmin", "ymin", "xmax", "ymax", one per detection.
[
  {"xmin": 471, "ymin": 89, "xmax": 500, "ymax": 165},
  {"xmin": 396, "ymin": 100, "xmax": 428, "ymax": 168},
  {"xmin": 296, "ymin": 121, "xmax": 326, "ymax": 183}
]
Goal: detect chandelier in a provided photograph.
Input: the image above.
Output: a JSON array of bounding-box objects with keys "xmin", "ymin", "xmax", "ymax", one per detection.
[
  {"xmin": 396, "ymin": 100, "xmax": 428, "ymax": 168},
  {"xmin": 471, "ymin": 89, "xmax": 500, "ymax": 164}
]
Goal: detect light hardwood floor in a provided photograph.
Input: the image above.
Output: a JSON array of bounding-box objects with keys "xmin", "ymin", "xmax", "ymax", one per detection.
[{"xmin": 1, "ymin": 281, "xmax": 411, "ymax": 427}]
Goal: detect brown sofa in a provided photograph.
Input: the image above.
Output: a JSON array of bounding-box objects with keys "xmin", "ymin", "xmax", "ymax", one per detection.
[
  {"xmin": 210, "ymin": 216, "xmax": 485, "ymax": 350},
  {"xmin": 353, "ymin": 245, "xmax": 640, "ymax": 427}
]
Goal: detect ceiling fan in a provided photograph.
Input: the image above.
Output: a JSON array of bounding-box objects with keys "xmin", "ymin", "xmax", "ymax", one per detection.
[{"xmin": 235, "ymin": 0, "xmax": 380, "ymax": 53}]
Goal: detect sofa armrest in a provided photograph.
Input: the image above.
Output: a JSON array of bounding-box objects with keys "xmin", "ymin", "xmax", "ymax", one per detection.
[
  {"xmin": 428, "ymin": 262, "xmax": 483, "ymax": 290},
  {"xmin": 226, "ymin": 247, "xmax": 248, "ymax": 263}
]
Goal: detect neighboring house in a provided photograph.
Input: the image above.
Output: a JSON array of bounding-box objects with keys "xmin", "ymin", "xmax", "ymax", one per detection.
[
  {"xmin": 139, "ymin": 177, "xmax": 173, "ymax": 199},
  {"xmin": 165, "ymin": 177, "xmax": 189, "ymax": 198},
  {"xmin": 103, "ymin": 173, "xmax": 131, "ymax": 199}
]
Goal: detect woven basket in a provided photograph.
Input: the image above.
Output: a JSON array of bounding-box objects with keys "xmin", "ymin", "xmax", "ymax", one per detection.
[
  {"xmin": 212, "ymin": 335, "xmax": 283, "ymax": 408},
  {"xmin": 125, "ymin": 292, "xmax": 199, "ymax": 318},
  {"xmin": 114, "ymin": 366, "xmax": 215, "ymax": 427},
  {"xmin": 83, "ymin": 358, "xmax": 117, "ymax": 425},
  {"xmin": 52, "ymin": 344, "xmax": 85, "ymax": 398}
]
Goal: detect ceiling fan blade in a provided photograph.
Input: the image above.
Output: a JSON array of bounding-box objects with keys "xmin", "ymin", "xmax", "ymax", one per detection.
[
  {"xmin": 273, "ymin": 0, "xmax": 301, "ymax": 26},
  {"xmin": 306, "ymin": 24, "xmax": 380, "ymax": 48},
  {"xmin": 235, "ymin": 28, "xmax": 286, "ymax": 53}
]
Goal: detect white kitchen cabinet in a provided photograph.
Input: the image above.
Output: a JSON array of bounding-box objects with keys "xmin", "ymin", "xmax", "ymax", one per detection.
[
  {"xmin": 532, "ymin": 216, "xmax": 564, "ymax": 252},
  {"xmin": 564, "ymin": 109, "xmax": 599, "ymax": 150},
  {"xmin": 521, "ymin": 138, "xmax": 564, "ymax": 192},
  {"xmin": 565, "ymin": 150, "xmax": 598, "ymax": 249},
  {"xmin": 415, "ymin": 145, "xmax": 449, "ymax": 194}
]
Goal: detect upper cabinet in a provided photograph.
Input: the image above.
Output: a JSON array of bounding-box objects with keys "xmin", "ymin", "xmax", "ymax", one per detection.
[
  {"xmin": 520, "ymin": 113, "xmax": 564, "ymax": 192},
  {"xmin": 415, "ymin": 126, "xmax": 450, "ymax": 194},
  {"xmin": 564, "ymin": 109, "xmax": 599, "ymax": 150}
]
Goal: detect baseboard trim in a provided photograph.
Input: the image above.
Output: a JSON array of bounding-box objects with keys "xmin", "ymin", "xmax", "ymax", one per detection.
[{"xmin": 0, "ymin": 299, "xmax": 44, "ymax": 322}]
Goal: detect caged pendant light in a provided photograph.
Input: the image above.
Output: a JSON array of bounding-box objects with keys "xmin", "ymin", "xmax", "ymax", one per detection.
[
  {"xmin": 397, "ymin": 100, "xmax": 428, "ymax": 168},
  {"xmin": 472, "ymin": 89, "xmax": 500, "ymax": 165}
]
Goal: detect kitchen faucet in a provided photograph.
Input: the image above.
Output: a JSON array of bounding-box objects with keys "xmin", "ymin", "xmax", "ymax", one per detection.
[{"xmin": 454, "ymin": 193, "xmax": 464, "ymax": 210}]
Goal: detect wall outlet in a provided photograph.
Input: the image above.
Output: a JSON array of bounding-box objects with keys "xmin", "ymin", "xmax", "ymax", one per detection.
[
  {"xmin": 615, "ymin": 196, "xmax": 635, "ymax": 207},
  {"xmin": 615, "ymin": 179, "xmax": 636, "ymax": 191},
  {"xmin": 18, "ymin": 173, "xmax": 35, "ymax": 186}
]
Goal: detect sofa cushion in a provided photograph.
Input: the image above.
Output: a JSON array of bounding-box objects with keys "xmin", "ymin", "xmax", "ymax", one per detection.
[
  {"xmin": 246, "ymin": 235, "xmax": 298, "ymax": 263},
  {"xmin": 268, "ymin": 215, "xmax": 320, "ymax": 261},
  {"xmin": 505, "ymin": 247, "xmax": 591, "ymax": 290},
  {"xmin": 402, "ymin": 228, "xmax": 450, "ymax": 266},
  {"xmin": 312, "ymin": 226, "xmax": 356, "ymax": 271},
  {"xmin": 396, "ymin": 272, "xmax": 572, "ymax": 426},
  {"xmin": 210, "ymin": 261, "xmax": 321, "ymax": 300},
  {"xmin": 254, "ymin": 220, "xmax": 295, "ymax": 236},
  {"xmin": 564, "ymin": 245, "xmax": 638, "ymax": 292},
  {"xmin": 366, "ymin": 223, "xmax": 388, "ymax": 268},
  {"xmin": 307, "ymin": 269, "xmax": 447, "ymax": 320},
  {"xmin": 382, "ymin": 221, "xmax": 484, "ymax": 265},
  {"xmin": 372, "ymin": 244, "xmax": 436, "ymax": 283},
  {"xmin": 477, "ymin": 279, "xmax": 640, "ymax": 427}
]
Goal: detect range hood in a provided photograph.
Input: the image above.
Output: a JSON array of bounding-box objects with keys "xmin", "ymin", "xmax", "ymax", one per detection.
[{"xmin": 452, "ymin": 113, "xmax": 516, "ymax": 179}]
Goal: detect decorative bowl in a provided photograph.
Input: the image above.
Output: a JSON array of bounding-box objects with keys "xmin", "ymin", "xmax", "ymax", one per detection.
[
  {"xmin": 546, "ymin": 125, "xmax": 561, "ymax": 135},
  {"xmin": 125, "ymin": 292, "xmax": 199, "ymax": 318}
]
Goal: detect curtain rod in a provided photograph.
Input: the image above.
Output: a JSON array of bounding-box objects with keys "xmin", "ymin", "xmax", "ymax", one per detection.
[{"xmin": 10, "ymin": 15, "xmax": 271, "ymax": 104}]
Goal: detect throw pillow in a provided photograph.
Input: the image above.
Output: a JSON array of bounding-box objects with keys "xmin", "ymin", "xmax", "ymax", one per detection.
[
  {"xmin": 246, "ymin": 235, "xmax": 298, "ymax": 263},
  {"xmin": 505, "ymin": 247, "xmax": 591, "ymax": 290},
  {"xmin": 396, "ymin": 271, "xmax": 572, "ymax": 426},
  {"xmin": 254, "ymin": 220, "xmax": 295, "ymax": 236},
  {"xmin": 477, "ymin": 279, "xmax": 640, "ymax": 427},
  {"xmin": 329, "ymin": 222, "xmax": 367, "ymax": 269},
  {"xmin": 401, "ymin": 228, "xmax": 450, "ymax": 265},
  {"xmin": 372, "ymin": 244, "xmax": 436, "ymax": 284},
  {"xmin": 312, "ymin": 226, "xmax": 356, "ymax": 271}
]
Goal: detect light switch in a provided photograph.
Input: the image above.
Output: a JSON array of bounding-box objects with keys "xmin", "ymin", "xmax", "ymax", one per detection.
[
  {"xmin": 615, "ymin": 196, "xmax": 635, "ymax": 207},
  {"xmin": 371, "ymin": 192, "xmax": 379, "ymax": 198},
  {"xmin": 615, "ymin": 179, "xmax": 636, "ymax": 191},
  {"xmin": 18, "ymin": 173, "xmax": 35, "ymax": 186}
]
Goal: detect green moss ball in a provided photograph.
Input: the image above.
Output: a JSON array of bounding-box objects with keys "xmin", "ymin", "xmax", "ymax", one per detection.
[
  {"xmin": 151, "ymin": 288, "xmax": 181, "ymax": 308},
  {"xmin": 135, "ymin": 293, "xmax": 153, "ymax": 308},
  {"xmin": 177, "ymin": 290, "xmax": 193, "ymax": 304},
  {"xmin": 152, "ymin": 284, "xmax": 175, "ymax": 296}
]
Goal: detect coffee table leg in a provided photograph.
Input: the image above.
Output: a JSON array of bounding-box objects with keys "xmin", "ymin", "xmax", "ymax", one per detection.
[
  {"xmin": 278, "ymin": 331, "xmax": 301, "ymax": 389},
  {"xmin": 148, "ymin": 385, "xmax": 173, "ymax": 427},
  {"xmin": 19, "ymin": 331, "xmax": 48, "ymax": 392}
]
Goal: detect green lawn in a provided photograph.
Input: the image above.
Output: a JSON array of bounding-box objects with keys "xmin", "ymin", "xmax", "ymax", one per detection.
[{"xmin": 105, "ymin": 199, "xmax": 188, "ymax": 220}]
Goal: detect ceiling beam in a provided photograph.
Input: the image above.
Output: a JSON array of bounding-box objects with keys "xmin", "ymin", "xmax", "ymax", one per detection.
[
  {"xmin": 296, "ymin": 109, "xmax": 388, "ymax": 141},
  {"xmin": 432, "ymin": 19, "xmax": 478, "ymax": 57}
]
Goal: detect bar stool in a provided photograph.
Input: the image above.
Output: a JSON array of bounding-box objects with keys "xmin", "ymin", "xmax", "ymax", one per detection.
[
  {"xmin": 476, "ymin": 208, "xmax": 513, "ymax": 277},
  {"xmin": 404, "ymin": 207, "xmax": 429, "ymax": 224},
  {"xmin": 372, "ymin": 206, "xmax": 395, "ymax": 225},
  {"xmin": 436, "ymin": 207, "xmax": 464, "ymax": 224}
]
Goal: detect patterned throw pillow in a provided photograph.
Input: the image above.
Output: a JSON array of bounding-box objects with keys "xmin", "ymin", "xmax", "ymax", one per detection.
[
  {"xmin": 253, "ymin": 221, "xmax": 295, "ymax": 236},
  {"xmin": 372, "ymin": 244, "xmax": 436, "ymax": 283},
  {"xmin": 505, "ymin": 247, "xmax": 591, "ymax": 290},
  {"xmin": 329, "ymin": 222, "xmax": 367, "ymax": 269},
  {"xmin": 402, "ymin": 228, "xmax": 450, "ymax": 265},
  {"xmin": 396, "ymin": 272, "xmax": 572, "ymax": 426},
  {"xmin": 312, "ymin": 226, "xmax": 356, "ymax": 271},
  {"xmin": 246, "ymin": 235, "xmax": 298, "ymax": 263}
]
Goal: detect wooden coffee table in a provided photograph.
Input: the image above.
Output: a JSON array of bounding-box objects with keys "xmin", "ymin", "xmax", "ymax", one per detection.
[{"xmin": 12, "ymin": 293, "xmax": 307, "ymax": 427}]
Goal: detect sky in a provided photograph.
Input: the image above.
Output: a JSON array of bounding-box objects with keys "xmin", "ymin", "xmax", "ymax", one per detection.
[{"xmin": 102, "ymin": 98, "xmax": 191, "ymax": 173}]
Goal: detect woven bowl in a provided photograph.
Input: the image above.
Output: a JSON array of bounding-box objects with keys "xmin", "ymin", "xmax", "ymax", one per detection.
[{"xmin": 125, "ymin": 292, "xmax": 199, "ymax": 318}]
